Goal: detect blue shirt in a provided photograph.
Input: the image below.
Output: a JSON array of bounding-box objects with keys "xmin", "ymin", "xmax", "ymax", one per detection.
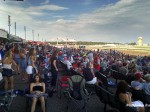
[
  {"xmin": 131, "ymin": 81, "xmax": 143, "ymax": 89},
  {"xmin": 141, "ymin": 83, "xmax": 150, "ymax": 95},
  {"xmin": 0, "ymin": 50, "xmax": 5, "ymax": 59}
]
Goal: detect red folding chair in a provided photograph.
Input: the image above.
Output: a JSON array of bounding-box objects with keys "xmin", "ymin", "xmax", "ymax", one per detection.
[{"xmin": 57, "ymin": 76, "xmax": 70, "ymax": 99}]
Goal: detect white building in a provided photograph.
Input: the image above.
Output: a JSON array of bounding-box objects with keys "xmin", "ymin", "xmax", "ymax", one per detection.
[{"xmin": 138, "ymin": 37, "xmax": 143, "ymax": 46}]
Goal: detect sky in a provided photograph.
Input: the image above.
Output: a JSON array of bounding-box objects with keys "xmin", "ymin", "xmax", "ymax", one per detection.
[{"xmin": 0, "ymin": 0, "xmax": 150, "ymax": 44}]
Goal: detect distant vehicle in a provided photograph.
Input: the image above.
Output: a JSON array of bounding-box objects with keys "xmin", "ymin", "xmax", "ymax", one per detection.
[{"xmin": 79, "ymin": 45, "xmax": 86, "ymax": 49}]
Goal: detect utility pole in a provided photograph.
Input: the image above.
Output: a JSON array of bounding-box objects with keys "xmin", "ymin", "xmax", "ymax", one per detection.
[
  {"xmin": 8, "ymin": 15, "xmax": 11, "ymax": 38},
  {"xmin": 32, "ymin": 30, "xmax": 34, "ymax": 41},
  {"xmin": 66, "ymin": 37, "xmax": 68, "ymax": 45},
  {"xmin": 38, "ymin": 33, "xmax": 39, "ymax": 41},
  {"xmin": 14, "ymin": 22, "xmax": 16, "ymax": 36},
  {"xmin": 24, "ymin": 26, "xmax": 26, "ymax": 40},
  {"xmin": 57, "ymin": 37, "xmax": 58, "ymax": 45}
]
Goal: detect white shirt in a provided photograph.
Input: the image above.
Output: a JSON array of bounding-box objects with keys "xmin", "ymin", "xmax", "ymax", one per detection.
[{"xmin": 64, "ymin": 60, "xmax": 72, "ymax": 70}]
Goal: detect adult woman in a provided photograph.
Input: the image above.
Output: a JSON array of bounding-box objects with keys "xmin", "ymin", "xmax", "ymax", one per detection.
[
  {"xmin": 2, "ymin": 50, "xmax": 17, "ymax": 97},
  {"xmin": 14, "ymin": 47, "xmax": 20, "ymax": 74},
  {"xmin": 116, "ymin": 81, "xmax": 144, "ymax": 112},
  {"xmin": 20, "ymin": 48, "xmax": 27, "ymax": 80},
  {"xmin": 30, "ymin": 75, "xmax": 46, "ymax": 112},
  {"xmin": 26, "ymin": 48, "xmax": 38, "ymax": 82},
  {"xmin": 50, "ymin": 49, "xmax": 58, "ymax": 91}
]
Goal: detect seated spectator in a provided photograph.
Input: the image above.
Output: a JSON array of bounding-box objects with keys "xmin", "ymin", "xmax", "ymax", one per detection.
[
  {"xmin": 136, "ymin": 62, "xmax": 142, "ymax": 72},
  {"xmin": 140, "ymin": 74, "xmax": 150, "ymax": 103},
  {"xmin": 111, "ymin": 61, "xmax": 119, "ymax": 71},
  {"xmin": 83, "ymin": 62, "xmax": 97, "ymax": 84},
  {"xmin": 131, "ymin": 73, "xmax": 145, "ymax": 89},
  {"xmin": 147, "ymin": 62, "xmax": 150, "ymax": 73},
  {"xmin": 69, "ymin": 54, "xmax": 74, "ymax": 64},
  {"xmin": 93, "ymin": 54, "xmax": 100, "ymax": 72},
  {"xmin": 76, "ymin": 62, "xmax": 83, "ymax": 75},
  {"xmin": 72, "ymin": 59, "xmax": 79, "ymax": 69},
  {"xmin": 116, "ymin": 81, "xmax": 144, "ymax": 112},
  {"xmin": 30, "ymin": 74, "xmax": 46, "ymax": 112},
  {"xmin": 87, "ymin": 51, "xmax": 93, "ymax": 63},
  {"xmin": 100, "ymin": 59, "xmax": 107, "ymax": 72},
  {"xmin": 63, "ymin": 57, "xmax": 72, "ymax": 70},
  {"xmin": 128, "ymin": 61, "xmax": 136, "ymax": 73},
  {"xmin": 82, "ymin": 55, "xmax": 89, "ymax": 68},
  {"xmin": 142, "ymin": 62, "xmax": 148, "ymax": 75},
  {"xmin": 119, "ymin": 62, "xmax": 128, "ymax": 75}
]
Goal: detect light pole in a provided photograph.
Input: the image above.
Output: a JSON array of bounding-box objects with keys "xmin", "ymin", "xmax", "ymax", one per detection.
[
  {"xmin": 14, "ymin": 22, "xmax": 16, "ymax": 36},
  {"xmin": 24, "ymin": 26, "xmax": 26, "ymax": 40},
  {"xmin": 38, "ymin": 33, "xmax": 39, "ymax": 41},
  {"xmin": 8, "ymin": 15, "xmax": 11, "ymax": 38},
  {"xmin": 32, "ymin": 30, "xmax": 34, "ymax": 41}
]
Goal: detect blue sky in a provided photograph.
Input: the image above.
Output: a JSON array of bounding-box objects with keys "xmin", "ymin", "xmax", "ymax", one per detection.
[{"xmin": 0, "ymin": 0, "xmax": 150, "ymax": 44}]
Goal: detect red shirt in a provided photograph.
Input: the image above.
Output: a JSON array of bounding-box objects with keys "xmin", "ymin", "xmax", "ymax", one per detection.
[
  {"xmin": 94, "ymin": 56, "xmax": 100, "ymax": 71},
  {"xmin": 72, "ymin": 63, "xmax": 77, "ymax": 69}
]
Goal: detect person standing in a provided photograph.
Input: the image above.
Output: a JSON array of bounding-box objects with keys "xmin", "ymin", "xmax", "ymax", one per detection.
[
  {"xmin": 26, "ymin": 48, "xmax": 38, "ymax": 82},
  {"xmin": 14, "ymin": 47, "xmax": 20, "ymax": 75},
  {"xmin": 50, "ymin": 49, "xmax": 58, "ymax": 91},
  {"xmin": 2, "ymin": 50, "xmax": 17, "ymax": 97},
  {"xmin": 20, "ymin": 48, "xmax": 27, "ymax": 80}
]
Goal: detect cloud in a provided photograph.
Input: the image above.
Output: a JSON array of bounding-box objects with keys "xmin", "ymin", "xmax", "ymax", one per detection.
[
  {"xmin": 66, "ymin": 0, "xmax": 150, "ymax": 43},
  {"xmin": 0, "ymin": 0, "xmax": 150, "ymax": 44},
  {"xmin": 0, "ymin": 2, "xmax": 68, "ymax": 40},
  {"xmin": 26, "ymin": 4, "xmax": 68, "ymax": 12}
]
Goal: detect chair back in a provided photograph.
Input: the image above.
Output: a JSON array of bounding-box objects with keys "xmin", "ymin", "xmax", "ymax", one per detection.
[
  {"xmin": 95, "ymin": 85, "xmax": 115, "ymax": 105},
  {"xmin": 95, "ymin": 85, "xmax": 138, "ymax": 112},
  {"xmin": 96, "ymin": 72, "xmax": 108, "ymax": 88},
  {"xmin": 68, "ymin": 75, "xmax": 86, "ymax": 100}
]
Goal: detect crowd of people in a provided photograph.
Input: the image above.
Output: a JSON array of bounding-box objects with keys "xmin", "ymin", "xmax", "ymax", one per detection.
[{"xmin": 0, "ymin": 41, "xmax": 150, "ymax": 112}]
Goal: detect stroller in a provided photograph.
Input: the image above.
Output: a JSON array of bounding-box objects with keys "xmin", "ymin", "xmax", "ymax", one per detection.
[
  {"xmin": 64, "ymin": 75, "xmax": 91, "ymax": 112},
  {"xmin": 0, "ymin": 90, "xmax": 15, "ymax": 112}
]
